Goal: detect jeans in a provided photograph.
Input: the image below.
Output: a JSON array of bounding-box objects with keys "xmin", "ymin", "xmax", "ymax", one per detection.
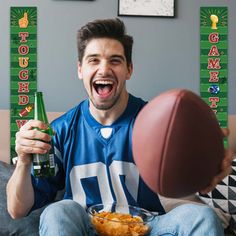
[{"xmin": 39, "ymin": 199, "xmax": 224, "ymax": 236}]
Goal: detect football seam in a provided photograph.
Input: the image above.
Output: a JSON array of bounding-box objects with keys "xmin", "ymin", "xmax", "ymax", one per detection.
[{"xmin": 159, "ymin": 90, "xmax": 184, "ymax": 195}]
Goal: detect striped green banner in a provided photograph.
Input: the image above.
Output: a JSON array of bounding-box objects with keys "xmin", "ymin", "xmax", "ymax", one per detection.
[
  {"xmin": 10, "ymin": 7, "xmax": 37, "ymax": 162},
  {"xmin": 200, "ymin": 7, "xmax": 228, "ymax": 147}
]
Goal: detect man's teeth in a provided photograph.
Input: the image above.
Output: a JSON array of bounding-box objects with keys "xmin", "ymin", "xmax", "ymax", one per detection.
[{"xmin": 94, "ymin": 80, "xmax": 113, "ymax": 85}]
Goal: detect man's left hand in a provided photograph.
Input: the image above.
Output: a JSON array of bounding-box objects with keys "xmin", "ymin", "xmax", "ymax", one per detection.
[{"xmin": 200, "ymin": 128, "xmax": 235, "ymax": 194}]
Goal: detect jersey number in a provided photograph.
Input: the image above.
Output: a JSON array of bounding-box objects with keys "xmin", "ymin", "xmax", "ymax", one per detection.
[{"xmin": 70, "ymin": 161, "xmax": 139, "ymax": 207}]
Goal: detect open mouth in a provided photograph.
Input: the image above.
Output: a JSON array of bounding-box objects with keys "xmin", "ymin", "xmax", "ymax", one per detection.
[{"xmin": 93, "ymin": 80, "xmax": 114, "ymax": 97}]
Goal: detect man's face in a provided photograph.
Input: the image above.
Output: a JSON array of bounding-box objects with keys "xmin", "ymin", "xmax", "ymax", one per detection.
[{"xmin": 78, "ymin": 38, "xmax": 132, "ymax": 110}]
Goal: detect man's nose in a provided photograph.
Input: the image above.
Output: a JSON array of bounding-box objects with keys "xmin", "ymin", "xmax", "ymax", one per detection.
[{"xmin": 98, "ymin": 61, "xmax": 110, "ymax": 75}]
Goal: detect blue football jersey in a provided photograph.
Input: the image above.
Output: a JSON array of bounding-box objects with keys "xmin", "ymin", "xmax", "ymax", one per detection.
[{"xmin": 32, "ymin": 94, "xmax": 165, "ymax": 214}]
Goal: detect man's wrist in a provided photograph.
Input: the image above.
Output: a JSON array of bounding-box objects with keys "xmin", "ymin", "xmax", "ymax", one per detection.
[{"xmin": 16, "ymin": 156, "xmax": 32, "ymax": 168}]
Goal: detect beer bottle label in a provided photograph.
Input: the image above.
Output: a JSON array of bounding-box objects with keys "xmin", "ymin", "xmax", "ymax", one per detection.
[
  {"xmin": 33, "ymin": 165, "xmax": 41, "ymax": 170},
  {"xmin": 49, "ymin": 154, "xmax": 55, "ymax": 168}
]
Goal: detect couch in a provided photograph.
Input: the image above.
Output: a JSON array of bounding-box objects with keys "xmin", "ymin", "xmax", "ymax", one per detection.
[{"xmin": 0, "ymin": 109, "xmax": 236, "ymax": 235}]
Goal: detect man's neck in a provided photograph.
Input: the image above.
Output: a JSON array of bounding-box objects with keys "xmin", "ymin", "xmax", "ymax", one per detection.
[{"xmin": 89, "ymin": 92, "xmax": 129, "ymax": 126}]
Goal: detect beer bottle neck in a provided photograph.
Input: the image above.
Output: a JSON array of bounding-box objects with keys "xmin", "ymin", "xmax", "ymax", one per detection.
[{"xmin": 34, "ymin": 92, "xmax": 49, "ymax": 124}]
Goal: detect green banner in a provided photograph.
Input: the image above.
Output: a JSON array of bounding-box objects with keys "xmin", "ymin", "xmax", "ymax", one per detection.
[
  {"xmin": 200, "ymin": 7, "xmax": 228, "ymax": 147},
  {"xmin": 10, "ymin": 7, "xmax": 37, "ymax": 162}
]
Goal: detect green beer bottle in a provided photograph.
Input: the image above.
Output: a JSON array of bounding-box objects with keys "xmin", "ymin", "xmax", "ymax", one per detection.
[{"xmin": 32, "ymin": 92, "xmax": 55, "ymax": 177}]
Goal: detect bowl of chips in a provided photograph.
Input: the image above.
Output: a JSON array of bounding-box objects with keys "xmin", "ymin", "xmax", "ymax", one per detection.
[{"xmin": 87, "ymin": 203, "xmax": 154, "ymax": 236}]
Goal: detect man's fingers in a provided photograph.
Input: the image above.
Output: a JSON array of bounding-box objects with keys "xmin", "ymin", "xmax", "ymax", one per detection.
[
  {"xmin": 216, "ymin": 166, "xmax": 232, "ymax": 183},
  {"xmin": 200, "ymin": 163, "xmax": 233, "ymax": 195},
  {"xmin": 16, "ymin": 138, "xmax": 51, "ymax": 150},
  {"xmin": 222, "ymin": 149, "xmax": 235, "ymax": 168},
  {"xmin": 16, "ymin": 145, "xmax": 48, "ymax": 156},
  {"xmin": 16, "ymin": 129, "xmax": 51, "ymax": 143},
  {"xmin": 200, "ymin": 148, "xmax": 234, "ymax": 195},
  {"xmin": 221, "ymin": 128, "xmax": 230, "ymax": 137},
  {"xmin": 20, "ymin": 120, "xmax": 50, "ymax": 132},
  {"xmin": 15, "ymin": 136, "xmax": 51, "ymax": 157}
]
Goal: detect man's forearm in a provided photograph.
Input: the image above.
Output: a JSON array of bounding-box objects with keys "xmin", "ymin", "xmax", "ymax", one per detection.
[{"xmin": 6, "ymin": 161, "xmax": 34, "ymax": 219}]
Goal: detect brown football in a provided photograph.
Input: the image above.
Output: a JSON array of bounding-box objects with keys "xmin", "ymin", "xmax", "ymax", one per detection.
[{"xmin": 132, "ymin": 89, "xmax": 224, "ymax": 198}]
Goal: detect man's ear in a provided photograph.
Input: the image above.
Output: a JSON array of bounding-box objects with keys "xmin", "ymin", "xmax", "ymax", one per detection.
[
  {"xmin": 126, "ymin": 63, "xmax": 133, "ymax": 81},
  {"xmin": 78, "ymin": 61, "xmax": 83, "ymax": 80}
]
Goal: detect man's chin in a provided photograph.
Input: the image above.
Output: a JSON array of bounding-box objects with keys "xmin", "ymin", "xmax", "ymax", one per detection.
[
  {"xmin": 93, "ymin": 103, "xmax": 115, "ymax": 111},
  {"xmin": 89, "ymin": 92, "xmax": 121, "ymax": 111},
  {"xmin": 90, "ymin": 98, "xmax": 116, "ymax": 111}
]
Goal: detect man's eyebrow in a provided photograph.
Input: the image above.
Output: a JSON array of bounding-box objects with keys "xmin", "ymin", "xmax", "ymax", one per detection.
[
  {"xmin": 84, "ymin": 54, "xmax": 99, "ymax": 60},
  {"xmin": 85, "ymin": 54, "xmax": 125, "ymax": 61},
  {"xmin": 111, "ymin": 55, "xmax": 125, "ymax": 61}
]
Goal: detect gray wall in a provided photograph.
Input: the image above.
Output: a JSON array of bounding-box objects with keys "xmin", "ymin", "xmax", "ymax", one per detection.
[{"xmin": 0, "ymin": 0, "xmax": 236, "ymax": 114}]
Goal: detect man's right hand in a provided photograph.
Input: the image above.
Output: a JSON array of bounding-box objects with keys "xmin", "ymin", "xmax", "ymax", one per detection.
[{"xmin": 15, "ymin": 120, "xmax": 52, "ymax": 165}]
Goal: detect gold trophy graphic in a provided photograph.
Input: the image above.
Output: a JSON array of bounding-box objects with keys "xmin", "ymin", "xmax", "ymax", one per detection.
[
  {"xmin": 210, "ymin": 14, "xmax": 218, "ymax": 29},
  {"xmin": 19, "ymin": 12, "xmax": 29, "ymax": 28}
]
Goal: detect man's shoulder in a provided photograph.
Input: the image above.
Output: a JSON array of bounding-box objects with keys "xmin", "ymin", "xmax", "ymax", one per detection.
[
  {"xmin": 129, "ymin": 93, "xmax": 146, "ymax": 103},
  {"xmin": 128, "ymin": 94, "xmax": 147, "ymax": 113}
]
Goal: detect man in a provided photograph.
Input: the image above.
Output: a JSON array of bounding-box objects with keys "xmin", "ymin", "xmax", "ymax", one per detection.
[{"xmin": 7, "ymin": 18, "xmax": 233, "ymax": 236}]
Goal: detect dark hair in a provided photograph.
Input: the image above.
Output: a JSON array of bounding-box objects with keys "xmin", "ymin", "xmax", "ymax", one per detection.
[{"xmin": 77, "ymin": 18, "xmax": 133, "ymax": 66}]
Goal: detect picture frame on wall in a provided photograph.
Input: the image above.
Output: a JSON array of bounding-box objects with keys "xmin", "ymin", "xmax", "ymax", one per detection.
[{"xmin": 118, "ymin": 0, "xmax": 175, "ymax": 17}]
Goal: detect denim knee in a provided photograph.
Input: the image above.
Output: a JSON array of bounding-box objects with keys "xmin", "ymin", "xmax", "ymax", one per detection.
[
  {"xmin": 40, "ymin": 199, "xmax": 85, "ymax": 220},
  {"xmin": 175, "ymin": 203, "xmax": 224, "ymax": 235},
  {"xmin": 39, "ymin": 199, "xmax": 94, "ymax": 236},
  {"xmin": 151, "ymin": 203, "xmax": 224, "ymax": 236},
  {"xmin": 174, "ymin": 203, "xmax": 220, "ymax": 223},
  {"xmin": 192, "ymin": 204, "xmax": 222, "ymax": 225}
]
